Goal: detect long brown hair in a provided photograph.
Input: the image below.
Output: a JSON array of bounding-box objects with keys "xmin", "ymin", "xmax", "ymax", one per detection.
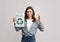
[{"xmin": 25, "ymin": 6, "xmax": 36, "ymax": 22}]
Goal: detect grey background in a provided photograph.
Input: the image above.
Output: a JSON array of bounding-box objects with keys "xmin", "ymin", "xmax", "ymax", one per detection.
[{"xmin": 0, "ymin": 0, "xmax": 60, "ymax": 42}]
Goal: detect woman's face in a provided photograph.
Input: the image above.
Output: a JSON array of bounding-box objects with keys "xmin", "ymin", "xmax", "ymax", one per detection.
[{"xmin": 27, "ymin": 9, "xmax": 33, "ymax": 18}]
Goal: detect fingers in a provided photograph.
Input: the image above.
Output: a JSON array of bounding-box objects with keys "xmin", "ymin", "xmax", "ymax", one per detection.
[
  {"xmin": 35, "ymin": 14, "xmax": 40, "ymax": 22},
  {"xmin": 13, "ymin": 17, "xmax": 16, "ymax": 23},
  {"xmin": 37, "ymin": 15, "xmax": 40, "ymax": 22},
  {"xmin": 38, "ymin": 15, "xmax": 40, "ymax": 19}
]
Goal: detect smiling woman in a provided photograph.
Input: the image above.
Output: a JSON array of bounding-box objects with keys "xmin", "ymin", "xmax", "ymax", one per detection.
[
  {"xmin": 13, "ymin": 6, "xmax": 44, "ymax": 42},
  {"xmin": 25, "ymin": 6, "xmax": 36, "ymax": 22}
]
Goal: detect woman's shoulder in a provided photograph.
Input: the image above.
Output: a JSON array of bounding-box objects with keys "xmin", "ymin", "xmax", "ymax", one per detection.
[{"xmin": 33, "ymin": 21, "xmax": 38, "ymax": 24}]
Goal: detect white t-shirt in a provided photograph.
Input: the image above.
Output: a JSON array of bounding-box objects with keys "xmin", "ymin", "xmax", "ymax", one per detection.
[{"xmin": 27, "ymin": 19, "xmax": 33, "ymax": 31}]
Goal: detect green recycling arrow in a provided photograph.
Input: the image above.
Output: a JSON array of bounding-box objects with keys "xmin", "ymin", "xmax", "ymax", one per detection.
[{"xmin": 16, "ymin": 18, "xmax": 23, "ymax": 25}]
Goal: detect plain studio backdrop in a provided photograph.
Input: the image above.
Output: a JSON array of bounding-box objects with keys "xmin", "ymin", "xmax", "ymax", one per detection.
[{"xmin": 0, "ymin": 0, "xmax": 60, "ymax": 42}]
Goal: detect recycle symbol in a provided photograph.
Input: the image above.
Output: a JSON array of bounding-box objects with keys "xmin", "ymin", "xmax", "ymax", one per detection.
[{"xmin": 16, "ymin": 18, "xmax": 23, "ymax": 25}]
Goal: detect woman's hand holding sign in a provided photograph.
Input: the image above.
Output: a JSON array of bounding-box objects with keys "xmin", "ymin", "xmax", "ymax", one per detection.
[{"xmin": 13, "ymin": 17, "xmax": 16, "ymax": 23}]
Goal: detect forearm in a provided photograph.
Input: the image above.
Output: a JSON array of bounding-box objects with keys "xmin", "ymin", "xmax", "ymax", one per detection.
[
  {"xmin": 37, "ymin": 21, "xmax": 44, "ymax": 32},
  {"xmin": 14, "ymin": 23, "xmax": 22, "ymax": 32}
]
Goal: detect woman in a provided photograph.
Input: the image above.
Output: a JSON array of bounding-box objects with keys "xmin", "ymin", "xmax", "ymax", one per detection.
[{"xmin": 13, "ymin": 6, "xmax": 44, "ymax": 42}]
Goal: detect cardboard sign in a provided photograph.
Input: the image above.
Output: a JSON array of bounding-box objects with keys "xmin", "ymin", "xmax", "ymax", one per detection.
[{"xmin": 15, "ymin": 13, "xmax": 25, "ymax": 27}]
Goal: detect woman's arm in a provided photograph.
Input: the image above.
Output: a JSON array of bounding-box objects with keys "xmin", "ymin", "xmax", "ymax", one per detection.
[
  {"xmin": 14, "ymin": 23, "xmax": 22, "ymax": 32},
  {"xmin": 36, "ymin": 15, "xmax": 44, "ymax": 32},
  {"xmin": 37, "ymin": 21, "xmax": 44, "ymax": 32}
]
